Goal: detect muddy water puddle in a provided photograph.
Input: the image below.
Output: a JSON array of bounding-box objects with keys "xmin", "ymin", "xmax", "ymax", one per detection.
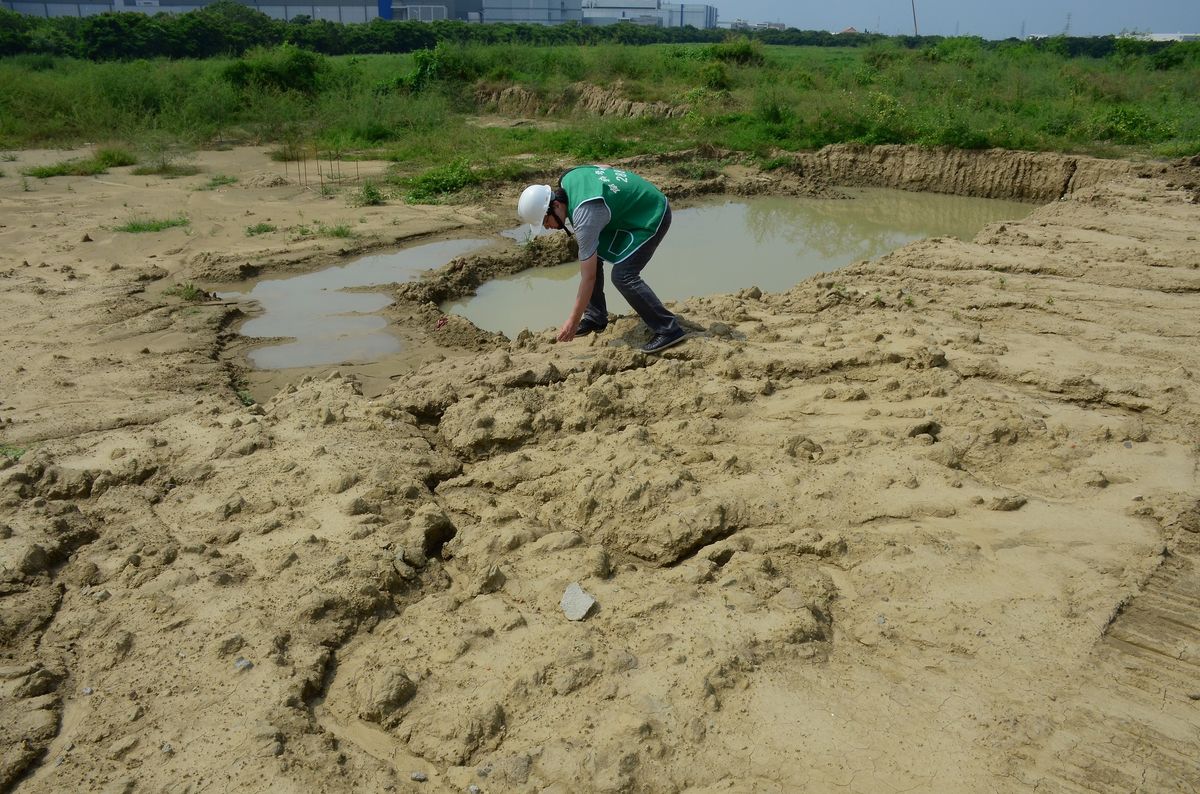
[
  {"xmin": 446, "ymin": 188, "xmax": 1035, "ymax": 338},
  {"xmin": 219, "ymin": 238, "xmax": 492, "ymax": 369}
]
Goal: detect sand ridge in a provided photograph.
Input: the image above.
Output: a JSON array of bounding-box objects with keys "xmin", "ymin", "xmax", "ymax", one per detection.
[{"xmin": 1, "ymin": 145, "xmax": 1199, "ymax": 792}]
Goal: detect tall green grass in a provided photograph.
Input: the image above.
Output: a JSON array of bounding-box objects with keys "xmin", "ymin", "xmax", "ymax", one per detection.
[{"xmin": 1, "ymin": 40, "xmax": 1197, "ymax": 163}]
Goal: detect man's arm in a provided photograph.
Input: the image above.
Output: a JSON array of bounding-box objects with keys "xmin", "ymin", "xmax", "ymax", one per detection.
[
  {"xmin": 558, "ymin": 254, "xmax": 599, "ymax": 342},
  {"xmin": 557, "ymin": 198, "xmax": 610, "ymax": 342}
]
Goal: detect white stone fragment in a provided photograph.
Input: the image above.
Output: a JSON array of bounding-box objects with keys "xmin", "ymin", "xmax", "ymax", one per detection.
[{"xmin": 560, "ymin": 582, "xmax": 596, "ymax": 621}]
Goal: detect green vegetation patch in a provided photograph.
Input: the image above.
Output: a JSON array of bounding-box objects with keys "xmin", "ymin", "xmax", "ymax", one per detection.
[
  {"xmin": 132, "ymin": 162, "xmax": 202, "ymax": 177},
  {"xmin": 199, "ymin": 174, "xmax": 238, "ymax": 190},
  {"xmin": 245, "ymin": 222, "xmax": 276, "ymax": 236},
  {"xmin": 0, "ymin": 444, "xmax": 27, "ymax": 462},
  {"xmin": 115, "ymin": 215, "xmax": 190, "ymax": 233},
  {"xmin": 402, "ymin": 158, "xmax": 542, "ymax": 203},
  {"xmin": 350, "ymin": 180, "xmax": 386, "ymax": 207},
  {"xmin": 223, "ymin": 45, "xmax": 326, "ymax": 96},
  {"xmin": 319, "ymin": 222, "xmax": 353, "ymax": 238},
  {"xmin": 2, "ymin": 35, "xmax": 1198, "ymax": 162},
  {"xmin": 24, "ymin": 146, "xmax": 138, "ymax": 178},
  {"xmin": 293, "ymin": 222, "xmax": 354, "ymax": 238},
  {"xmin": 164, "ymin": 282, "xmax": 208, "ymax": 301},
  {"xmin": 669, "ymin": 159, "xmax": 726, "ymax": 180}
]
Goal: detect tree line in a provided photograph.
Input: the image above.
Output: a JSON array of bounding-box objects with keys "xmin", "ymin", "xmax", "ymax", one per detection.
[{"xmin": 0, "ymin": 0, "xmax": 1189, "ymax": 62}]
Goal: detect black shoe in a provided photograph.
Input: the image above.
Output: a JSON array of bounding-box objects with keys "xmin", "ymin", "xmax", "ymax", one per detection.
[
  {"xmin": 641, "ymin": 327, "xmax": 688, "ymax": 354},
  {"xmin": 575, "ymin": 317, "xmax": 607, "ymax": 336}
]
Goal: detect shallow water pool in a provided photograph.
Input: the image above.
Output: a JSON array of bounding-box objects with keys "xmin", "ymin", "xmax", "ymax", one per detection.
[
  {"xmin": 219, "ymin": 237, "xmax": 492, "ymax": 369},
  {"xmin": 444, "ymin": 188, "xmax": 1035, "ymax": 338}
]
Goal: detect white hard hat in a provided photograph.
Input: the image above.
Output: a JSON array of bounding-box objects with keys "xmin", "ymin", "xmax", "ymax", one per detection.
[{"xmin": 517, "ymin": 184, "xmax": 554, "ymax": 226}]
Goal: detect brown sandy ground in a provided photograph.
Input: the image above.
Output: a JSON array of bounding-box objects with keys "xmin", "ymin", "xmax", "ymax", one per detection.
[{"xmin": 1, "ymin": 144, "xmax": 1199, "ymax": 793}]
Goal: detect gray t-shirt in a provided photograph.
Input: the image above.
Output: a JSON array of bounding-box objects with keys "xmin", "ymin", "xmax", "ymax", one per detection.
[{"xmin": 571, "ymin": 198, "xmax": 611, "ymax": 261}]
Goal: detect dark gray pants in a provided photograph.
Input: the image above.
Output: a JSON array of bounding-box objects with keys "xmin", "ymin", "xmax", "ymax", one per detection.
[{"xmin": 583, "ymin": 206, "xmax": 680, "ymax": 336}]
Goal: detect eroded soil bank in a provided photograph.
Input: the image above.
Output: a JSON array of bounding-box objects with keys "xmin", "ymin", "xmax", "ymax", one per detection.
[{"xmin": 1, "ymin": 144, "xmax": 1199, "ymax": 793}]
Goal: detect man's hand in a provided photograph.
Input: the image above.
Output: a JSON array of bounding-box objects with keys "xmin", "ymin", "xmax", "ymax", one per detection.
[
  {"xmin": 558, "ymin": 255, "xmax": 598, "ymax": 343},
  {"xmin": 557, "ymin": 318, "xmax": 577, "ymax": 343}
]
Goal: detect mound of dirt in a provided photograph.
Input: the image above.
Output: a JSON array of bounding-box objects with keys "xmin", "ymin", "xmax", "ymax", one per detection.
[{"xmin": 477, "ymin": 81, "xmax": 689, "ymax": 120}]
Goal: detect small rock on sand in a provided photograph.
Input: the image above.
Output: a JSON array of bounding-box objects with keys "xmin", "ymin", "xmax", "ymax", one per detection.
[
  {"xmin": 561, "ymin": 582, "xmax": 596, "ymax": 621},
  {"xmin": 989, "ymin": 495, "xmax": 1028, "ymax": 512}
]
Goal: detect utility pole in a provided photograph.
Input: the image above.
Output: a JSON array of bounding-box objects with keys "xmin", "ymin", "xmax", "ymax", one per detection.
[
  {"xmin": 910, "ymin": 0, "xmax": 919, "ymax": 36},
  {"xmin": 1063, "ymin": 12, "xmax": 1071, "ymax": 35}
]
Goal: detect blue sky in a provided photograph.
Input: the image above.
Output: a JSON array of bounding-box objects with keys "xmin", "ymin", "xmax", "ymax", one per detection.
[{"xmin": 713, "ymin": 1, "xmax": 1200, "ymax": 38}]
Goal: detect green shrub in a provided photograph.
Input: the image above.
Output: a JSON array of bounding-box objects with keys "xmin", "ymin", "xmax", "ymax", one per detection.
[
  {"xmin": 200, "ymin": 174, "xmax": 238, "ymax": 189},
  {"xmin": 699, "ymin": 62, "xmax": 731, "ymax": 91},
  {"xmin": 318, "ymin": 222, "xmax": 353, "ymax": 238},
  {"xmin": 755, "ymin": 92, "xmax": 792, "ymax": 126},
  {"xmin": 405, "ymin": 159, "xmax": 478, "ymax": 201},
  {"xmin": 350, "ymin": 180, "xmax": 386, "ymax": 206},
  {"xmin": 924, "ymin": 118, "xmax": 991, "ymax": 149},
  {"xmin": 544, "ymin": 127, "xmax": 637, "ymax": 161},
  {"xmin": 132, "ymin": 162, "xmax": 201, "ymax": 177},
  {"xmin": 1088, "ymin": 105, "xmax": 1163, "ymax": 144},
  {"xmin": 670, "ymin": 160, "xmax": 723, "ymax": 179},
  {"xmin": 24, "ymin": 159, "xmax": 100, "ymax": 178},
  {"xmin": 863, "ymin": 42, "xmax": 906, "ymax": 71},
  {"xmin": 924, "ymin": 37, "xmax": 985, "ymax": 67},
  {"xmin": 710, "ymin": 38, "xmax": 764, "ymax": 67},
  {"xmin": 164, "ymin": 282, "xmax": 206, "ymax": 300},
  {"xmin": 269, "ymin": 142, "xmax": 306, "ymax": 162},
  {"xmin": 245, "ymin": 222, "xmax": 276, "ymax": 235},
  {"xmin": 23, "ymin": 146, "xmax": 137, "ymax": 178},
  {"xmin": 223, "ymin": 45, "xmax": 325, "ymax": 95},
  {"xmin": 0, "ymin": 444, "xmax": 27, "ymax": 461},
  {"xmin": 94, "ymin": 146, "xmax": 137, "ymax": 167},
  {"xmin": 115, "ymin": 215, "xmax": 190, "ymax": 233}
]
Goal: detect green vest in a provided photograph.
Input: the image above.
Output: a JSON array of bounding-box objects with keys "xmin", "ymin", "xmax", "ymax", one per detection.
[{"xmin": 561, "ymin": 166, "xmax": 667, "ymax": 263}]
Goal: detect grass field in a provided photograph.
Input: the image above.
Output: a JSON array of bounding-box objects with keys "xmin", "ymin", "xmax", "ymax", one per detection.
[{"xmin": 1, "ymin": 39, "xmax": 1196, "ymax": 180}]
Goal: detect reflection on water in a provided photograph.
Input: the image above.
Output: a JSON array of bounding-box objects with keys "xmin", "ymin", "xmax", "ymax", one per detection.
[
  {"xmin": 445, "ymin": 188, "xmax": 1035, "ymax": 338},
  {"xmin": 221, "ymin": 238, "xmax": 490, "ymax": 370}
]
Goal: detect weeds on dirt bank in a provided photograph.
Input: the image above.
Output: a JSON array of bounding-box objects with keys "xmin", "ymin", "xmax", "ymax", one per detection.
[
  {"xmin": 350, "ymin": 180, "xmax": 386, "ymax": 206},
  {"xmin": 199, "ymin": 174, "xmax": 238, "ymax": 190},
  {"xmin": 115, "ymin": 216, "xmax": 190, "ymax": 233},
  {"xmin": 1, "ymin": 38, "xmax": 1197, "ymax": 167},
  {"xmin": 163, "ymin": 282, "xmax": 208, "ymax": 301},
  {"xmin": 401, "ymin": 158, "xmax": 540, "ymax": 202},
  {"xmin": 0, "ymin": 444, "xmax": 27, "ymax": 462},
  {"xmin": 292, "ymin": 221, "xmax": 353, "ymax": 239},
  {"xmin": 22, "ymin": 146, "xmax": 137, "ymax": 178}
]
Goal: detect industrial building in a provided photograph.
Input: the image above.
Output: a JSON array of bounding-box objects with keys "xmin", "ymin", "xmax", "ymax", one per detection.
[
  {"xmin": 577, "ymin": 0, "xmax": 717, "ymax": 28},
  {"xmin": 2, "ymin": 0, "xmax": 386, "ymax": 22},
  {"xmin": 3, "ymin": 0, "xmax": 717, "ymax": 27},
  {"xmin": 476, "ymin": 0, "xmax": 581, "ymax": 25}
]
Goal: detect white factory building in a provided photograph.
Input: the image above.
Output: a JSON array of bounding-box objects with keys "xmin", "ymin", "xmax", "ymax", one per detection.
[
  {"xmin": 3, "ymin": 0, "xmax": 718, "ymax": 27},
  {"xmin": 578, "ymin": 0, "xmax": 717, "ymax": 28}
]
